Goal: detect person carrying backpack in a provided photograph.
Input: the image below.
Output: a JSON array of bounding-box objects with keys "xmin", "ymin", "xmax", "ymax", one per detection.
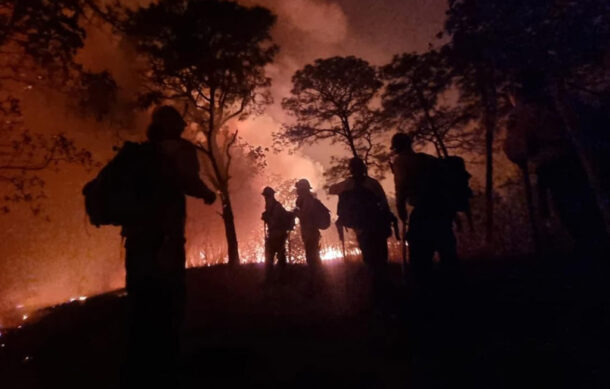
[
  {"xmin": 261, "ymin": 186, "xmax": 294, "ymax": 277},
  {"xmin": 330, "ymin": 158, "xmax": 397, "ymax": 312},
  {"xmin": 293, "ymin": 178, "xmax": 330, "ymax": 267},
  {"xmin": 84, "ymin": 106, "xmax": 216, "ymax": 387},
  {"xmin": 330, "ymin": 158, "xmax": 395, "ymax": 269},
  {"xmin": 504, "ymin": 71, "xmax": 609, "ymax": 258},
  {"xmin": 392, "ymin": 133, "xmax": 461, "ymax": 281}
]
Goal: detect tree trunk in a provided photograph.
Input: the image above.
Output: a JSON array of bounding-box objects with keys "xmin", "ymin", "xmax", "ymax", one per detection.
[
  {"xmin": 478, "ymin": 70, "xmax": 497, "ymax": 244},
  {"xmin": 433, "ymin": 141, "xmax": 443, "ymax": 157},
  {"xmin": 438, "ymin": 138, "xmax": 449, "ymax": 158},
  {"xmin": 521, "ymin": 164, "xmax": 541, "ymax": 252},
  {"xmin": 433, "ymin": 132, "xmax": 449, "ymax": 158},
  {"xmin": 485, "ymin": 116, "xmax": 495, "ymax": 243},
  {"xmin": 347, "ymin": 139, "xmax": 359, "ymax": 159},
  {"xmin": 221, "ymin": 188, "xmax": 240, "ymax": 266}
]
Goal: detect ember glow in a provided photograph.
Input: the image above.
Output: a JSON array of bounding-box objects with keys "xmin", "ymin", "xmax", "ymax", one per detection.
[
  {"xmin": 320, "ymin": 246, "xmax": 362, "ymax": 261},
  {"xmin": 68, "ymin": 296, "xmax": 88, "ymax": 303},
  {"xmin": 187, "ymin": 242, "xmax": 362, "ymax": 267},
  {"xmin": 0, "ymin": 0, "xmax": 449, "ymax": 328}
]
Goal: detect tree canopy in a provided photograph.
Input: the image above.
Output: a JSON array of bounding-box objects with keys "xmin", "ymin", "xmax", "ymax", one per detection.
[
  {"xmin": 125, "ymin": 0, "xmax": 277, "ymax": 124},
  {"xmin": 443, "ymin": 0, "xmax": 610, "ymax": 240},
  {"xmin": 0, "ymin": 0, "xmax": 112, "ymax": 214},
  {"xmin": 279, "ymin": 56, "xmax": 386, "ymax": 180},
  {"xmin": 381, "ymin": 50, "xmax": 474, "ymax": 157},
  {"xmin": 124, "ymin": 0, "xmax": 278, "ymax": 265}
]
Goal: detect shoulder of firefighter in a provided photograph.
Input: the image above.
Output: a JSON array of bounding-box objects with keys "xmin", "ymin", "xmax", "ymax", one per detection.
[
  {"xmin": 363, "ymin": 176, "xmax": 389, "ymax": 206},
  {"xmin": 262, "ymin": 200, "xmax": 279, "ymax": 222},
  {"xmin": 157, "ymin": 139, "xmax": 215, "ymax": 201},
  {"xmin": 263, "ymin": 200, "xmax": 292, "ymax": 231},
  {"xmin": 331, "ymin": 177, "xmax": 387, "ymax": 202},
  {"xmin": 328, "ymin": 179, "xmax": 352, "ymax": 196},
  {"xmin": 394, "ymin": 151, "xmax": 445, "ymax": 209},
  {"xmin": 295, "ymin": 194, "xmax": 320, "ymax": 225}
]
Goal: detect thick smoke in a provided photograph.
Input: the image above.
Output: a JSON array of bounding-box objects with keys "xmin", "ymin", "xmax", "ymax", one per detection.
[{"xmin": 1, "ymin": 0, "xmax": 456, "ymax": 325}]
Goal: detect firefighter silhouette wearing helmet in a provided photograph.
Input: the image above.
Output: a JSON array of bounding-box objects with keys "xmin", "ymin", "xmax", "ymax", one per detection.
[
  {"xmin": 261, "ymin": 186, "xmax": 294, "ymax": 280},
  {"xmin": 293, "ymin": 179, "xmax": 331, "ymax": 267}
]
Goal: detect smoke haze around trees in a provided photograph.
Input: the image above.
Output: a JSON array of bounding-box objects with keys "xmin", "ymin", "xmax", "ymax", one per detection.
[{"xmin": 1, "ymin": 0, "xmax": 609, "ymax": 322}]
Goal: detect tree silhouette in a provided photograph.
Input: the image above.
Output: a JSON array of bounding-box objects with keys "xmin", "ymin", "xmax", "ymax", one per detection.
[
  {"xmin": 279, "ymin": 56, "xmax": 386, "ymax": 181},
  {"xmin": 381, "ymin": 50, "xmax": 474, "ymax": 157},
  {"xmin": 444, "ymin": 0, "xmax": 610, "ymax": 241},
  {"xmin": 0, "ymin": 0, "xmax": 111, "ymax": 213},
  {"xmin": 124, "ymin": 0, "xmax": 278, "ymax": 266}
]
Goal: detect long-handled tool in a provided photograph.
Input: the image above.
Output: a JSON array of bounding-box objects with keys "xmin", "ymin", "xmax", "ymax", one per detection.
[
  {"xmin": 401, "ymin": 220, "xmax": 408, "ymax": 282},
  {"xmin": 263, "ymin": 221, "xmax": 268, "ymax": 263}
]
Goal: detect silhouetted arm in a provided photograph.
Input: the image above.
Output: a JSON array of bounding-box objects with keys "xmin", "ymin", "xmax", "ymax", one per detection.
[
  {"xmin": 328, "ymin": 179, "xmax": 352, "ymax": 195},
  {"xmin": 177, "ymin": 143, "xmax": 216, "ymax": 204}
]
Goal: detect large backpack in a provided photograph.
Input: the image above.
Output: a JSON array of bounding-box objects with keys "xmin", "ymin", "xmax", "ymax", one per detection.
[
  {"xmin": 312, "ymin": 198, "xmax": 331, "ymax": 230},
  {"xmin": 438, "ymin": 155, "xmax": 473, "ymax": 214},
  {"xmin": 83, "ymin": 142, "xmax": 160, "ymax": 227},
  {"xmin": 337, "ymin": 179, "xmax": 391, "ymax": 235}
]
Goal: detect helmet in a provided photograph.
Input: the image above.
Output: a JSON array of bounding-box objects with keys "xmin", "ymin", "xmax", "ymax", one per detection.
[
  {"xmin": 391, "ymin": 133, "xmax": 412, "ymax": 152},
  {"xmin": 348, "ymin": 158, "xmax": 367, "ymax": 177},
  {"xmin": 148, "ymin": 105, "xmax": 186, "ymax": 140},
  {"xmin": 261, "ymin": 186, "xmax": 275, "ymax": 196},
  {"xmin": 295, "ymin": 178, "xmax": 312, "ymax": 190}
]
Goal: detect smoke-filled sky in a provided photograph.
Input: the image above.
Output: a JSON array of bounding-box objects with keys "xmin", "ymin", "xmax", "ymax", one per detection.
[
  {"xmin": 239, "ymin": 0, "xmax": 447, "ymax": 191},
  {"xmin": 0, "ymin": 0, "xmax": 452, "ymax": 324}
]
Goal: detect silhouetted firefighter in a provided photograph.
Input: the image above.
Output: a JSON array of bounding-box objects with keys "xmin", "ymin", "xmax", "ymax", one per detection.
[
  {"xmin": 505, "ymin": 71, "xmax": 609, "ymax": 258},
  {"xmin": 392, "ymin": 133, "xmax": 469, "ymax": 282},
  {"xmin": 261, "ymin": 186, "xmax": 295, "ymax": 280},
  {"xmin": 293, "ymin": 179, "xmax": 331, "ymax": 267},
  {"xmin": 83, "ymin": 106, "xmax": 216, "ymax": 387},
  {"xmin": 330, "ymin": 157, "xmax": 397, "ymax": 309}
]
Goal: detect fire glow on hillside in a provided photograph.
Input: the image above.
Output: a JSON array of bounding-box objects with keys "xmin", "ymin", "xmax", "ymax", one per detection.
[{"xmin": 188, "ymin": 243, "xmax": 363, "ymax": 267}]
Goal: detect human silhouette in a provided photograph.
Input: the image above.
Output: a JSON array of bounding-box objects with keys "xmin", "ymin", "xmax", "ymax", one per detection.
[
  {"xmin": 120, "ymin": 106, "xmax": 216, "ymax": 387},
  {"xmin": 505, "ymin": 72, "xmax": 609, "ymax": 258},
  {"xmin": 330, "ymin": 157, "xmax": 396, "ymax": 310},
  {"xmin": 261, "ymin": 186, "xmax": 294, "ymax": 280},
  {"xmin": 293, "ymin": 179, "xmax": 329, "ymax": 268},
  {"xmin": 392, "ymin": 133, "xmax": 459, "ymax": 281},
  {"xmin": 331, "ymin": 158, "xmax": 394, "ymax": 264}
]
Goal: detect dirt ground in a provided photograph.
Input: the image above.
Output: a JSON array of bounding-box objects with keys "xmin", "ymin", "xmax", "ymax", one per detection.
[{"xmin": 1, "ymin": 255, "xmax": 609, "ymax": 388}]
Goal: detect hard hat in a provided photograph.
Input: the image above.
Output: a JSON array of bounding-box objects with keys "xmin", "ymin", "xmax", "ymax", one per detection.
[
  {"xmin": 148, "ymin": 105, "xmax": 186, "ymax": 140},
  {"xmin": 261, "ymin": 186, "xmax": 275, "ymax": 196},
  {"xmin": 391, "ymin": 133, "xmax": 412, "ymax": 152},
  {"xmin": 348, "ymin": 157, "xmax": 367, "ymax": 176},
  {"xmin": 152, "ymin": 105, "xmax": 186, "ymax": 129},
  {"xmin": 295, "ymin": 178, "xmax": 312, "ymax": 190}
]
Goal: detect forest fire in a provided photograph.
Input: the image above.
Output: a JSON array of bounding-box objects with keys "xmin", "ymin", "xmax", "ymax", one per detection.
[
  {"xmin": 1, "ymin": 0, "xmax": 610, "ymax": 387},
  {"xmin": 188, "ymin": 242, "xmax": 361, "ymax": 267},
  {"xmin": 8, "ymin": 295, "xmax": 91, "ymax": 327}
]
